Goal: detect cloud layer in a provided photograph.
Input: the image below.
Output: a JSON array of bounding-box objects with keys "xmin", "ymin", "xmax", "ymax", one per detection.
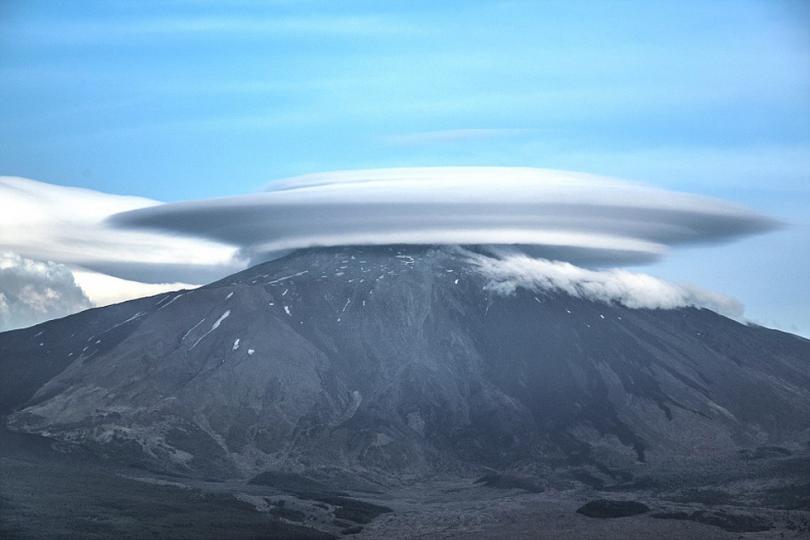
[
  {"xmin": 0, "ymin": 176, "xmax": 238, "ymax": 284},
  {"xmin": 112, "ymin": 167, "xmax": 778, "ymax": 267},
  {"xmin": 467, "ymin": 249, "xmax": 743, "ymax": 318},
  {"xmin": 0, "ymin": 176, "xmax": 234, "ymax": 329},
  {"xmin": 0, "ymin": 169, "xmax": 779, "ymax": 329}
]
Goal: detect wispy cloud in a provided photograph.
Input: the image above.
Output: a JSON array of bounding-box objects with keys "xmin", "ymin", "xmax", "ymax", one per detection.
[
  {"xmin": 71, "ymin": 270, "xmax": 195, "ymax": 309},
  {"xmin": 11, "ymin": 14, "xmax": 414, "ymax": 44},
  {"xmin": 384, "ymin": 129, "xmax": 533, "ymax": 146},
  {"xmin": 468, "ymin": 249, "xmax": 743, "ymax": 318}
]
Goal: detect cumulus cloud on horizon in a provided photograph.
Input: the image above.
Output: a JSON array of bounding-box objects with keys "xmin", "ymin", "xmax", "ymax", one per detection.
[
  {"xmin": 0, "ymin": 258, "xmax": 199, "ymax": 332},
  {"xmin": 0, "ymin": 250, "xmax": 199, "ymax": 331},
  {"xmin": 0, "ymin": 252, "xmax": 92, "ymax": 331}
]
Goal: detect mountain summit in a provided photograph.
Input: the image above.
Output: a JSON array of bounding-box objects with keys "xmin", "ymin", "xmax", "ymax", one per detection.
[{"xmin": 2, "ymin": 246, "xmax": 809, "ymax": 484}]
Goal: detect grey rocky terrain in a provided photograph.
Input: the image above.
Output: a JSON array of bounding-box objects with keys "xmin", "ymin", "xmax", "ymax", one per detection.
[{"xmin": 1, "ymin": 245, "xmax": 809, "ymax": 538}]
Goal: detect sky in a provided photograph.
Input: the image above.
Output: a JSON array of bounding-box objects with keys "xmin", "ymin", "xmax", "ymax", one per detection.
[{"xmin": 0, "ymin": 1, "xmax": 808, "ymax": 335}]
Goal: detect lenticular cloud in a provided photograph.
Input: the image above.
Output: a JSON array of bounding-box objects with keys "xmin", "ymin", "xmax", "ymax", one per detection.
[
  {"xmin": 111, "ymin": 167, "xmax": 778, "ymax": 267},
  {"xmin": 0, "ymin": 168, "xmax": 782, "ymax": 321},
  {"xmin": 0, "ymin": 176, "xmax": 238, "ymax": 284}
]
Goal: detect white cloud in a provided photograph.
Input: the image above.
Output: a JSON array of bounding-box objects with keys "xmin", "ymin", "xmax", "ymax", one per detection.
[
  {"xmin": 0, "ymin": 252, "xmax": 92, "ymax": 331},
  {"xmin": 113, "ymin": 167, "xmax": 777, "ymax": 267},
  {"xmin": 0, "ymin": 253, "xmax": 195, "ymax": 331},
  {"xmin": 0, "ymin": 176, "xmax": 239, "ymax": 284},
  {"xmin": 70, "ymin": 270, "xmax": 195, "ymax": 308},
  {"xmin": 0, "ymin": 168, "xmax": 777, "ymax": 327},
  {"xmin": 0, "ymin": 177, "xmax": 238, "ymax": 327},
  {"xmin": 467, "ymin": 249, "xmax": 743, "ymax": 318}
]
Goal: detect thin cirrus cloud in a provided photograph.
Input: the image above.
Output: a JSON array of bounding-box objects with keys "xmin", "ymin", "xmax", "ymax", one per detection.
[
  {"xmin": 384, "ymin": 129, "xmax": 533, "ymax": 146},
  {"xmin": 111, "ymin": 167, "xmax": 779, "ymax": 268},
  {"xmin": 9, "ymin": 14, "xmax": 411, "ymax": 45}
]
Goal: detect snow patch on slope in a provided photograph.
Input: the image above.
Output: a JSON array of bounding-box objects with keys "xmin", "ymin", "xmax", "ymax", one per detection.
[{"xmin": 190, "ymin": 310, "xmax": 230, "ymax": 349}]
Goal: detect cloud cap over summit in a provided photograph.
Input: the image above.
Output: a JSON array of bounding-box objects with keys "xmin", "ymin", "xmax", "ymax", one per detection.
[{"xmin": 111, "ymin": 167, "xmax": 779, "ymax": 267}]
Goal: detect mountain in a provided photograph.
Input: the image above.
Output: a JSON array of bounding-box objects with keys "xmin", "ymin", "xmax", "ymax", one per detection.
[{"xmin": 2, "ymin": 245, "xmax": 809, "ymax": 487}]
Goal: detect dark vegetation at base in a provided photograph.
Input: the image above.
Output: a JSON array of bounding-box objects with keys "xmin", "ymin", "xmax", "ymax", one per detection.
[
  {"xmin": 270, "ymin": 501, "xmax": 307, "ymax": 523},
  {"xmin": 0, "ymin": 461, "xmax": 336, "ymax": 539},
  {"xmin": 474, "ymin": 473, "xmax": 545, "ymax": 493},
  {"xmin": 651, "ymin": 510, "xmax": 772, "ymax": 533},
  {"xmin": 299, "ymin": 495, "xmax": 393, "ymax": 524},
  {"xmin": 600, "ymin": 475, "xmax": 663, "ymax": 492},
  {"xmin": 568, "ymin": 468, "xmax": 608, "ymax": 489},
  {"xmin": 249, "ymin": 471, "xmax": 346, "ymax": 496},
  {"xmin": 0, "ymin": 427, "xmax": 336, "ymax": 540},
  {"xmin": 247, "ymin": 470, "xmax": 391, "ymax": 525},
  {"xmin": 3, "ymin": 420, "xmax": 809, "ymax": 538},
  {"xmin": 576, "ymin": 499, "xmax": 650, "ymax": 518},
  {"xmin": 763, "ymin": 482, "xmax": 810, "ymax": 511},
  {"xmin": 667, "ymin": 488, "xmax": 737, "ymax": 506}
]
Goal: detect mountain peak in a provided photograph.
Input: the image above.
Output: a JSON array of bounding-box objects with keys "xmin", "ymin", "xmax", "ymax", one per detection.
[{"xmin": 2, "ymin": 246, "xmax": 809, "ymax": 483}]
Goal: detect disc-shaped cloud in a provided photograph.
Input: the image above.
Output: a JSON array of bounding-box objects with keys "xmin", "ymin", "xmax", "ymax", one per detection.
[{"xmin": 111, "ymin": 167, "xmax": 778, "ymax": 267}]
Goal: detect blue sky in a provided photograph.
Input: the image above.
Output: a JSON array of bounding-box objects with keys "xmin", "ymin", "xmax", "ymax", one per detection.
[{"xmin": 1, "ymin": 0, "xmax": 809, "ymax": 334}]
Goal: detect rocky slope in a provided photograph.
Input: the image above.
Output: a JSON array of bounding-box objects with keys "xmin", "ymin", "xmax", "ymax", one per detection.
[{"xmin": 2, "ymin": 246, "xmax": 809, "ymax": 483}]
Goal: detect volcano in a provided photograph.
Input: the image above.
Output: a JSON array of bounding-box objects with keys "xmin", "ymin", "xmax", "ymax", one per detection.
[{"xmin": 2, "ymin": 246, "xmax": 809, "ymax": 538}]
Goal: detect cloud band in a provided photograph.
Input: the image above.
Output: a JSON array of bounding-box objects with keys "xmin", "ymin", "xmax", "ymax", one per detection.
[{"xmin": 111, "ymin": 167, "xmax": 778, "ymax": 267}]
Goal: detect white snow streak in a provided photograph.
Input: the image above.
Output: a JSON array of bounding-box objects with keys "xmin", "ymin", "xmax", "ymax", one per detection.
[
  {"xmin": 104, "ymin": 311, "xmax": 146, "ymax": 333},
  {"xmin": 265, "ymin": 270, "xmax": 308, "ymax": 285},
  {"xmin": 157, "ymin": 293, "xmax": 184, "ymax": 310},
  {"xmin": 190, "ymin": 310, "xmax": 230, "ymax": 349},
  {"xmin": 182, "ymin": 317, "xmax": 207, "ymax": 340}
]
